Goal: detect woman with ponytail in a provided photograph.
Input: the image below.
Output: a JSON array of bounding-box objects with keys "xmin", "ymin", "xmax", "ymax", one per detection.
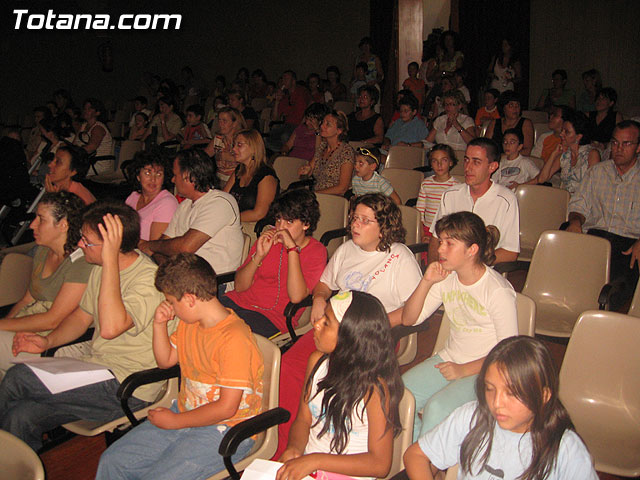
[{"xmin": 401, "ymin": 211, "xmax": 518, "ymax": 440}]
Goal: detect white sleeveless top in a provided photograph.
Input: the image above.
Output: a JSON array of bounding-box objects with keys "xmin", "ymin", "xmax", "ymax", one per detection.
[
  {"xmin": 76, "ymin": 121, "xmax": 114, "ymax": 175},
  {"xmin": 305, "ymin": 359, "xmax": 369, "ymax": 457}
]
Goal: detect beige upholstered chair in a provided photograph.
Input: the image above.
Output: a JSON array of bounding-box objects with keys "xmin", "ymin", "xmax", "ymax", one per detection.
[
  {"xmin": 522, "ymin": 110, "xmax": 548, "ymax": 123},
  {"xmin": 382, "ymin": 389, "xmax": 415, "ymax": 480},
  {"xmin": 0, "ymin": 253, "xmax": 33, "ymax": 308},
  {"xmin": 333, "ymin": 100, "xmax": 355, "ymax": 115},
  {"xmin": 514, "ymin": 185, "xmax": 569, "ymax": 261},
  {"xmin": 272, "ymin": 156, "xmax": 308, "ymax": 191},
  {"xmin": 315, "ymin": 193, "xmax": 349, "ymax": 257},
  {"xmin": 532, "ymin": 122, "xmax": 551, "ymax": 144},
  {"xmin": 0, "ymin": 430, "xmax": 45, "ymax": 480},
  {"xmin": 559, "ymin": 310, "xmax": 640, "ymax": 477},
  {"xmin": 382, "ymin": 168, "xmax": 424, "ymax": 205},
  {"xmin": 386, "ymin": 146, "xmax": 426, "ymax": 170},
  {"xmin": 521, "ymin": 230, "xmax": 610, "ymax": 337}
]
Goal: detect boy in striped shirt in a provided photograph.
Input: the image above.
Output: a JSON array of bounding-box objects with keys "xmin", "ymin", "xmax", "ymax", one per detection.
[{"xmin": 352, "ymin": 147, "xmax": 402, "ymax": 204}]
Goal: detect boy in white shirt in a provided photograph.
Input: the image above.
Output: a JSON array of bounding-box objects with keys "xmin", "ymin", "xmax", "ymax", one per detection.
[{"xmin": 492, "ymin": 128, "xmax": 540, "ymax": 189}]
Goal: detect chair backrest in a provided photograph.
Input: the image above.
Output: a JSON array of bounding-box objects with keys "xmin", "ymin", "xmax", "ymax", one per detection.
[
  {"xmin": 385, "ymin": 146, "xmax": 425, "ymax": 170},
  {"xmin": 0, "ymin": 253, "xmax": 33, "ymax": 308},
  {"xmin": 241, "ymin": 232, "xmax": 251, "ymax": 263},
  {"xmin": 532, "ymin": 122, "xmax": 551, "ymax": 144},
  {"xmin": 106, "ymin": 121, "xmax": 122, "ymax": 138},
  {"xmin": 522, "ymin": 230, "xmax": 610, "ymax": 337},
  {"xmin": 433, "ymin": 292, "xmax": 535, "ymax": 354},
  {"xmin": 382, "ymin": 168, "xmax": 424, "ymax": 205},
  {"xmin": 452, "ymin": 150, "xmax": 466, "ymax": 175},
  {"xmin": 559, "ymin": 310, "xmax": 640, "ymax": 476},
  {"xmin": 272, "ymin": 156, "xmax": 308, "ymax": 190},
  {"xmin": 522, "ymin": 110, "xmax": 548, "ymax": 124},
  {"xmin": 315, "ymin": 193, "xmax": 349, "ymax": 257},
  {"xmin": 529, "ymin": 156, "xmax": 544, "ymax": 171},
  {"xmin": 334, "ymin": 101, "xmax": 355, "ymax": 115},
  {"xmin": 117, "ymin": 140, "xmax": 143, "ymax": 169},
  {"xmin": 207, "ymin": 335, "xmax": 281, "ymax": 480},
  {"xmin": 514, "ymin": 185, "xmax": 569, "ymax": 260},
  {"xmin": 0, "ymin": 430, "xmax": 45, "ymax": 480},
  {"xmin": 629, "ymin": 280, "xmax": 640, "ymax": 318},
  {"xmin": 348, "ymin": 141, "xmax": 374, "ymax": 150},
  {"xmin": 382, "ymin": 389, "xmax": 415, "ymax": 480},
  {"xmin": 398, "ymin": 205, "xmax": 421, "ymax": 245}
]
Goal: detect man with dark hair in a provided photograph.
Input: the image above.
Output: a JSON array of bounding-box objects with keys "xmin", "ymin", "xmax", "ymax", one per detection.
[
  {"xmin": 140, "ymin": 149, "xmax": 243, "ymax": 274},
  {"xmin": 0, "ymin": 201, "xmax": 167, "ymax": 451},
  {"xmin": 567, "ymin": 120, "xmax": 640, "ymax": 306},
  {"xmin": 427, "ymin": 138, "xmax": 520, "ymax": 265}
]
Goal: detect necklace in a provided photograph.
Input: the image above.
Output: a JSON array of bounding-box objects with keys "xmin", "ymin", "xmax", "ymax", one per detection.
[{"xmin": 250, "ymin": 244, "xmax": 285, "ymax": 311}]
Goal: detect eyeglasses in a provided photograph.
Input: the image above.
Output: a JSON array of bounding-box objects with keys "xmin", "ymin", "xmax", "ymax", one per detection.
[
  {"xmin": 141, "ymin": 169, "xmax": 163, "ymax": 178},
  {"xmin": 356, "ymin": 147, "xmax": 379, "ymax": 166},
  {"xmin": 610, "ymin": 139, "xmax": 639, "ymax": 149},
  {"xmin": 350, "ymin": 214, "xmax": 377, "ymax": 226},
  {"xmin": 79, "ymin": 232, "xmax": 101, "ymax": 248},
  {"xmin": 502, "ymin": 139, "xmax": 519, "ymax": 145}
]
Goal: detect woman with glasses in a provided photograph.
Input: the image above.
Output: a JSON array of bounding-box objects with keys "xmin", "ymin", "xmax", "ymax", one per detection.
[
  {"xmin": 0, "ymin": 191, "xmax": 95, "ymax": 377},
  {"xmin": 125, "ymin": 151, "xmax": 178, "ymax": 242},
  {"xmin": 224, "ymin": 129, "xmax": 279, "ymax": 225},
  {"xmin": 220, "ymin": 188, "xmax": 326, "ymax": 338},
  {"xmin": 424, "ymin": 90, "xmax": 476, "ymax": 150},
  {"xmin": 275, "ymin": 193, "xmax": 424, "ymax": 458},
  {"xmin": 484, "ymin": 90, "xmax": 534, "ymax": 155},
  {"xmin": 534, "ymin": 111, "xmax": 600, "ymax": 195}
]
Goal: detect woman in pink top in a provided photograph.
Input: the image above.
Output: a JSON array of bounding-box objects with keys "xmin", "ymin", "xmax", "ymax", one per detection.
[
  {"xmin": 281, "ymin": 103, "xmax": 329, "ymax": 161},
  {"xmin": 125, "ymin": 152, "xmax": 178, "ymax": 241}
]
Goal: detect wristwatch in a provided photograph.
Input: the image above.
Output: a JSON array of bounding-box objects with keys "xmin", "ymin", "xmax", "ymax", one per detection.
[{"xmin": 286, "ymin": 245, "xmax": 301, "ymax": 254}]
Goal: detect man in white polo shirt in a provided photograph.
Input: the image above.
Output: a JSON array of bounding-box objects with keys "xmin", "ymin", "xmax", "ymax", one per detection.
[{"xmin": 427, "ymin": 138, "xmax": 520, "ymax": 265}]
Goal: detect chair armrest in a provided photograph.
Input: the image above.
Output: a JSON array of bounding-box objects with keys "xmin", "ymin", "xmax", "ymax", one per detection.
[
  {"xmin": 493, "ymin": 260, "xmax": 531, "ymax": 275},
  {"xmin": 42, "ymin": 327, "xmax": 95, "ymax": 357},
  {"xmin": 116, "ymin": 365, "xmax": 180, "ymax": 426},
  {"xmin": 283, "ymin": 295, "xmax": 313, "ymax": 342},
  {"xmin": 219, "ymin": 407, "xmax": 291, "ymax": 479},
  {"xmin": 598, "ymin": 278, "xmax": 626, "ymax": 310},
  {"xmin": 217, "ymin": 271, "xmax": 236, "ymax": 290},
  {"xmin": 407, "ymin": 242, "xmax": 429, "ymax": 255},
  {"xmin": 319, "ymin": 228, "xmax": 348, "ymax": 247}
]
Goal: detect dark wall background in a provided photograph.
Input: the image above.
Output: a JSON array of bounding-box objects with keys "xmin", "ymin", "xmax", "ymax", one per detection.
[{"xmin": 0, "ymin": 0, "xmax": 370, "ymax": 121}]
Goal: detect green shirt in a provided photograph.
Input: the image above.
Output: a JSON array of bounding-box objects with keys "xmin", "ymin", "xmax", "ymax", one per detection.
[
  {"xmin": 79, "ymin": 251, "xmax": 168, "ymax": 402},
  {"xmin": 29, "ymin": 246, "xmax": 94, "ymax": 303}
]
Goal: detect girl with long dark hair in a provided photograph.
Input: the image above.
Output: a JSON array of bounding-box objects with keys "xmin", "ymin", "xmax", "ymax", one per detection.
[
  {"xmin": 277, "ymin": 290, "xmax": 404, "ymax": 480},
  {"xmin": 404, "ymin": 336, "xmax": 598, "ymax": 479}
]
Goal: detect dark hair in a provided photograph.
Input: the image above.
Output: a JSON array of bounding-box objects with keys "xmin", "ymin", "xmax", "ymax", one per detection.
[
  {"xmin": 454, "ymin": 67, "xmax": 467, "ymax": 79},
  {"xmin": 33, "ymin": 106, "xmax": 52, "ymax": 119},
  {"xmin": 283, "ymin": 69, "xmax": 297, "ymax": 80},
  {"xmin": 503, "ymin": 127, "xmax": 524, "ymax": 145},
  {"xmin": 56, "ymin": 145, "xmax": 91, "ymax": 180},
  {"xmin": 398, "ymin": 94, "xmax": 419, "ymax": 112},
  {"xmin": 358, "ymin": 36, "xmax": 373, "ymax": 48},
  {"xmin": 581, "ymin": 69, "xmax": 602, "ymax": 89},
  {"xmin": 251, "ymin": 69, "xmax": 267, "ymax": 82},
  {"xmin": 429, "ymin": 143, "xmax": 457, "ymax": 168},
  {"xmin": 325, "ymin": 66, "xmax": 341, "ymax": 81},
  {"xmin": 563, "ymin": 111, "xmax": 591, "ymax": 145},
  {"xmin": 355, "ymin": 62, "xmax": 368, "ymax": 73},
  {"xmin": 134, "ymin": 112, "xmax": 149, "ymax": 125},
  {"xmin": 305, "ymin": 291, "xmax": 404, "ymax": 454},
  {"xmin": 133, "ymin": 96, "xmax": 148, "ymax": 105},
  {"xmin": 155, "ymin": 253, "xmax": 217, "ymax": 301},
  {"xmin": 39, "ymin": 191, "xmax": 85, "ymax": 255},
  {"xmin": 227, "ymin": 89, "xmax": 247, "ymax": 106},
  {"xmin": 269, "ymin": 188, "xmax": 320, "ymax": 236},
  {"xmin": 186, "ymin": 104, "xmax": 204, "ymax": 119},
  {"xmin": 215, "ymin": 75, "xmax": 226, "ymax": 87},
  {"xmin": 82, "ymin": 98, "xmax": 107, "ymax": 123},
  {"xmin": 357, "ymin": 85, "xmax": 379, "ymax": 104},
  {"xmin": 440, "ymin": 30, "xmax": 459, "ymax": 52},
  {"xmin": 174, "ymin": 148, "xmax": 216, "ymax": 193},
  {"xmin": 614, "ymin": 119, "xmax": 640, "ymax": 139},
  {"xmin": 348, "ymin": 194, "xmax": 405, "ymax": 251},
  {"xmin": 467, "ymin": 138, "xmax": 500, "ymax": 164},
  {"xmin": 324, "ymin": 111, "xmax": 349, "ymax": 142},
  {"xmin": 552, "ymin": 69, "xmax": 568, "ymax": 81},
  {"xmin": 40, "ymin": 113, "xmax": 74, "ymax": 140},
  {"xmin": 304, "ymin": 103, "xmax": 331, "ymax": 125},
  {"xmin": 497, "ymin": 90, "xmax": 521, "ymax": 117},
  {"xmin": 129, "ymin": 151, "xmax": 173, "ymax": 193},
  {"xmin": 435, "ymin": 212, "xmax": 499, "ymax": 265},
  {"xmin": 596, "ymin": 87, "xmax": 617, "ymax": 106},
  {"xmin": 236, "ymin": 67, "xmax": 250, "ymax": 80},
  {"xmin": 157, "ymin": 95, "xmax": 177, "ymax": 112},
  {"xmin": 181, "ymin": 66, "xmax": 193, "ymax": 77},
  {"xmin": 408, "ymin": 61, "xmax": 419, "ymax": 71},
  {"xmin": 485, "ymin": 88, "xmax": 500, "ymax": 100},
  {"xmin": 461, "ymin": 336, "xmax": 577, "ymax": 480},
  {"xmin": 81, "ymin": 200, "xmax": 140, "ymax": 253}
]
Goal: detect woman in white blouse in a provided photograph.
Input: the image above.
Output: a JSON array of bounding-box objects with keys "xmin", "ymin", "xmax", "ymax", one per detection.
[{"xmin": 424, "ymin": 91, "xmax": 476, "ymax": 151}]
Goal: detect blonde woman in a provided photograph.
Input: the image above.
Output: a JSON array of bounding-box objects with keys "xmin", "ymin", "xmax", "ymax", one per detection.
[
  {"xmin": 204, "ymin": 106, "xmax": 247, "ymax": 184},
  {"xmin": 224, "ymin": 129, "xmax": 279, "ymax": 224}
]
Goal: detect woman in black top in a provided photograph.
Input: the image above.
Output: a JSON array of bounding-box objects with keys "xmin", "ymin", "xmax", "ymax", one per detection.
[
  {"xmin": 347, "ymin": 85, "xmax": 384, "ymax": 144},
  {"xmin": 224, "ymin": 129, "xmax": 279, "ymax": 223},
  {"xmin": 485, "ymin": 90, "xmax": 534, "ymax": 155},
  {"xmin": 588, "ymin": 87, "xmax": 623, "ymax": 145}
]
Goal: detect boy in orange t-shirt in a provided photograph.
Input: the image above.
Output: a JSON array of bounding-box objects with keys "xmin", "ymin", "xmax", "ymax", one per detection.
[
  {"xmin": 96, "ymin": 253, "xmax": 264, "ymax": 480},
  {"xmin": 402, "ymin": 61, "xmax": 425, "ymax": 108}
]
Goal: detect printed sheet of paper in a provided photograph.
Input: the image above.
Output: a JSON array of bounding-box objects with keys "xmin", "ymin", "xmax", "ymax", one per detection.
[{"xmin": 13, "ymin": 357, "xmax": 114, "ymax": 394}]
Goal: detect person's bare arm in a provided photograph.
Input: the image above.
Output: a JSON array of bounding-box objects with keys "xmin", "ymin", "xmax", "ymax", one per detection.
[
  {"xmin": 222, "ymin": 174, "xmax": 235, "ymax": 193},
  {"xmin": 401, "ymin": 262, "xmax": 448, "ymax": 326},
  {"xmin": 282, "ymin": 132, "xmax": 297, "ymax": 155},
  {"xmin": 144, "ymin": 229, "xmax": 211, "ymax": 257},
  {"xmin": 404, "ymin": 442, "xmax": 437, "ymax": 480},
  {"xmin": 234, "ymin": 229, "xmax": 275, "ymax": 292},
  {"xmin": 484, "ymin": 119, "xmax": 496, "ymax": 139},
  {"xmin": 148, "ymin": 222, "xmax": 170, "ymax": 241},
  {"xmin": 389, "ymin": 190, "xmax": 402, "ymax": 205},
  {"xmin": 363, "ymin": 117, "xmax": 384, "ymax": 144},
  {"xmin": 0, "ymin": 282, "xmax": 88, "ymax": 332},
  {"xmin": 521, "ymin": 118, "xmax": 534, "ymax": 155},
  {"xmin": 315, "ymin": 162, "xmax": 353, "ymax": 195},
  {"xmin": 535, "ymin": 144, "xmax": 562, "ymax": 184},
  {"xmin": 566, "ymin": 211, "xmax": 585, "ymax": 233},
  {"xmin": 152, "ymin": 300, "xmax": 179, "ymax": 368},
  {"xmin": 83, "ymin": 124, "xmax": 107, "ymax": 154},
  {"xmin": 493, "ymin": 248, "xmax": 518, "ymax": 265},
  {"xmin": 2, "ymin": 289, "xmax": 35, "ymax": 320},
  {"xmin": 587, "ymin": 148, "xmax": 600, "ymax": 167}
]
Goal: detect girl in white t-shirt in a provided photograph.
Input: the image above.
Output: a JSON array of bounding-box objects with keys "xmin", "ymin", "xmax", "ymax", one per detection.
[
  {"xmin": 277, "ymin": 290, "xmax": 404, "ymax": 480},
  {"xmin": 404, "ymin": 336, "xmax": 598, "ymax": 480},
  {"xmin": 401, "ymin": 211, "xmax": 517, "ymax": 440}
]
